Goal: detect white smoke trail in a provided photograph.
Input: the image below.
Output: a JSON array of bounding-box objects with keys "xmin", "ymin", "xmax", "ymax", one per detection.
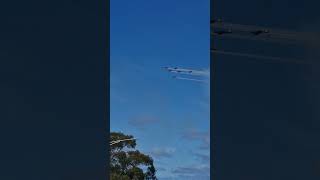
[{"xmin": 174, "ymin": 76, "xmax": 207, "ymax": 83}]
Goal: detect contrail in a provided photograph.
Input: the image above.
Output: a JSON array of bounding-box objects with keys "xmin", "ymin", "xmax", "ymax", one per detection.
[
  {"xmin": 211, "ymin": 49, "xmax": 311, "ymax": 65},
  {"xmin": 164, "ymin": 67, "xmax": 210, "ymax": 77},
  {"xmin": 174, "ymin": 76, "xmax": 207, "ymax": 83},
  {"xmin": 171, "ymin": 71, "xmax": 208, "ymax": 76}
]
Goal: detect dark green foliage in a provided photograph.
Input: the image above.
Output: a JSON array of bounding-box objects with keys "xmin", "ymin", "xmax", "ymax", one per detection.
[{"xmin": 110, "ymin": 132, "xmax": 157, "ymax": 180}]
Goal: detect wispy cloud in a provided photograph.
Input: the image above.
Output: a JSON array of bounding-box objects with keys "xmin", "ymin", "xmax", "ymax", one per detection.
[
  {"xmin": 128, "ymin": 115, "xmax": 158, "ymax": 129},
  {"xmin": 199, "ymin": 67, "xmax": 210, "ymax": 111},
  {"xmin": 156, "ymin": 167, "xmax": 167, "ymax": 171},
  {"xmin": 176, "ymin": 174, "xmax": 210, "ymax": 180},
  {"xmin": 192, "ymin": 151, "xmax": 210, "ymax": 163},
  {"xmin": 199, "ymin": 141, "xmax": 210, "ymax": 150},
  {"xmin": 203, "ymin": 68, "xmax": 210, "ymax": 98},
  {"xmin": 202, "ymin": 68, "xmax": 210, "ymax": 77},
  {"xmin": 172, "ymin": 165, "xmax": 210, "ymax": 178},
  {"xmin": 182, "ymin": 129, "xmax": 208, "ymax": 140},
  {"xmin": 181, "ymin": 128, "xmax": 210, "ymax": 150},
  {"xmin": 149, "ymin": 147, "xmax": 176, "ymax": 158}
]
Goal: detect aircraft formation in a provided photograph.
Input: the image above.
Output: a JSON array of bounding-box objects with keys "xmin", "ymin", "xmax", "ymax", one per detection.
[
  {"xmin": 163, "ymin": 67, "xmax": 209, "ymax": 83},
  {"xmin": 163, "ymin": 19, "xmax": 312, "ymax": 82}
]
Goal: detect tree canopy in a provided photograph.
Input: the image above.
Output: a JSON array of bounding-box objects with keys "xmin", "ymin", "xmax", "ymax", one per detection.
[{"xmin": 110, "ymin": 132, "xmax": 157, "ymax": 180}]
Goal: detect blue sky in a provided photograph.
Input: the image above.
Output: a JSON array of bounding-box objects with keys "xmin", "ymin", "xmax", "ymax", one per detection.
[{"xmin": 110, "ymin": 0, "xmax": 210, "ymax": 179}]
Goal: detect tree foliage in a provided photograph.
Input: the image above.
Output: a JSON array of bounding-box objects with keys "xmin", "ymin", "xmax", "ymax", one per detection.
[{"xmin": 110, "ymin": 132, "xmax": 157, "ymax": 180}]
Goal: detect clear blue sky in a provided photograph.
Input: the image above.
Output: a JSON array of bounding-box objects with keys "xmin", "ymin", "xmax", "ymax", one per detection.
[{"xmin": 110, "ymin": 0, "xmax": 210, "ymax": 179}]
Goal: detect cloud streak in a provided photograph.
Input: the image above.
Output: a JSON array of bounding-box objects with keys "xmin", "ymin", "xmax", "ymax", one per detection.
[
  {"xmin": 172, "ymin": 165, "xmax": 210, "ymax": 179},
  {"xmin": 128, "ymin": 115, "xmax": 158, "ymax": 129},
  {"xmin": 192, "ymin": 151, "xmax": 210, "ymax": 163},
  {"xmin": 182, "ymin": 129, "xmax": 210, "ymax": 150},
  {"xmin": 149, "ymin": 147, "xmax": 176, "ymax": 158}
]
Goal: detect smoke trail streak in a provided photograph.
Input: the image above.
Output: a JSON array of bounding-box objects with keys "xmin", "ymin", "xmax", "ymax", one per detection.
[
  {"xmin": 211, "ymin": 49, "xmax": 311, "ymax": 65},
  {"xmin": 170, "ymin": 71, "xmax": 208, "ymax": 76},
  {"xmin": 166, "ymin": 67, "xmax": 210, "ymax": 77},
  {"xmin": 174, "ymin": 76, "xmax": 207, "ymax": 83}
]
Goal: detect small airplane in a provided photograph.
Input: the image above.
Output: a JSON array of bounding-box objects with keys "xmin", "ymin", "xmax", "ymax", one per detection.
[
  {"xmin": 164, "ymin": 67, "xmax": 190, "ymax": 73},
  {"xmin": 163, "ymin": 67, "xmax": 209, "ymax": 83}
]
